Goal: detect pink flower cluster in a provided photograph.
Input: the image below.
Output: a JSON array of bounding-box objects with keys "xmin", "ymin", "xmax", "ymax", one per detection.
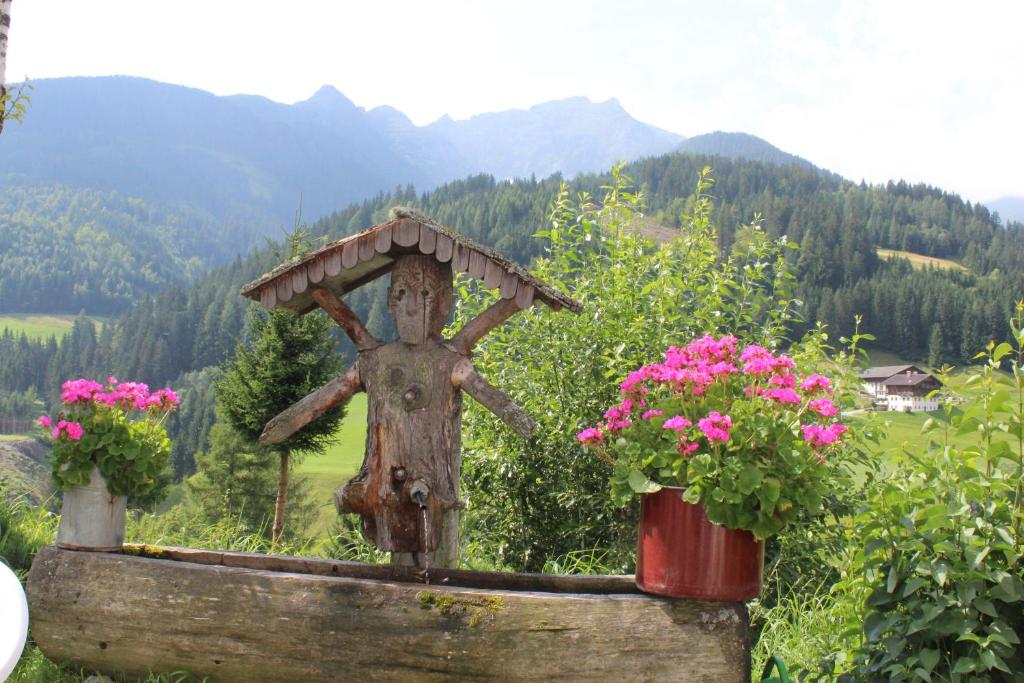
[
  {"xmin": 38, "ymin": 416, "xmax": 84, "ymax": 441},
  {"xmin": 60, "ymin": 377, "xmax": 180, "ymax": 412},
  {"xmin": 41, "ymin": 377, "xmax": 180, "ymax": 445},
  {"xmin": 802, "ymin": 423, "xmax": 848, "ymax": 448},
  {"xmin": 578, "ymin": 335, "xmax": 848, "ymax": 457}
]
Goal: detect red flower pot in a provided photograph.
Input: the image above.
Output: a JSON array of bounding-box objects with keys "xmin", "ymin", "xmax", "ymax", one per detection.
[{"xmin": 635, "ymin": 487, "xmax": 764, "ymax": 601}]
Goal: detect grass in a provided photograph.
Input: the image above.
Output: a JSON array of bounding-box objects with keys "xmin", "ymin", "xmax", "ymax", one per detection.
[
  {"xmin": 295, "ymin": 393, "xmax": 368, "ymax": 534},
  {"xmin": 0, "ymin": 434, "xmax": 32, "ymax": 442},
  {"xmin": 876, "ymin": 248, "xmax": 968, "ymax": 273},
  {"xmin": 0, "ymin": 314, "xmax": 105, "ymax": 341}
]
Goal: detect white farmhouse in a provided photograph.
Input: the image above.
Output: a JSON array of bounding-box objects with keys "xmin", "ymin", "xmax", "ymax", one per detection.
[{"xmin": 859, "ymin": 365, "xmax": 941, "ymax": 412}]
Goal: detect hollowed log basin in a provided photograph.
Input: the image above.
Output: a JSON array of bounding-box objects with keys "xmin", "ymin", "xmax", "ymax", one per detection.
[{"xmin": 27, "ymin": 544, "xmax": 750, "ymax": 682}]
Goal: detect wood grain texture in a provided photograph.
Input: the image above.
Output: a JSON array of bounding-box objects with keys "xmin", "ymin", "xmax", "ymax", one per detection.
[
  {"xmin": 28, "ymin": 545, "xmax": 750, "ymax": 683},
  {"xmin": 515, "ymin": 283, "xmax": 535, "ymax": 309},
  {"xmin": 275, "ymin": 276, "xmax": 293, "ymax": 303},
  {"xmin": 418, "ymin": 224, "xmax": 437, "ymax": 254},
  {"xmin": 307, "ymin": 257, "xmax": 325, "ymax": 284},
  {"xmin": 394, "ymin": 218, "xmax": 421, "ymax": 247},
  {"xmin": 358, "ymin": 234, "xmax": 377, "ymax": 262},
  {"xmin": 341, "ymin": 241, "xmax": 359, "ymax": 270},
  {"xmin": 452, "ymin": 358, "xmax": 534, "ymax": 438},
  {"xmin": 339, "ymin": 343, "xmax": 463, "ymax": 557},
  {"xmin": 325, "ymin": 251, "xmax": 343, "ymax": 277},
  {"xmin": 450, "ymin": 297, "xmax": 522, "ymax": 354},
  {"xmin": 290, "ymin": 266, "xmax": 308, "ymax": 294},
  {"xmin": 500, "ymin": 271, "xmax": 519, "ymax": 299},
  {"xmin": 260, "ymin": 364, "xmax": 362, "ymax": 445},
  {"xmin": 311, "ymin": 287, "xmax": 380, "ymax": 350},
  {"xmin": 260, "ymin": 285, "xmax": 276, "ymax": 309},
  {"xmin": 435, "ymin": 232, "xmax": 454, "ymax": 262},
  {"xmin": 374, "ymin": 223, "xmax": 393, "ymax": 253}
]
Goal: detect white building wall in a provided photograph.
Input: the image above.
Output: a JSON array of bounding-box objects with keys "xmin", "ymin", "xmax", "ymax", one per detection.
[{"xmin": 886, "ymin": 394, "xmax": 938, "ymax": 412}]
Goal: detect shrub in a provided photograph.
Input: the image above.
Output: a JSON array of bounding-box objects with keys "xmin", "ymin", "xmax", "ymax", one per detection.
[
  {"xmin": 844, "ymin": 305, "xmax": 1024, "ymax": 679},
  {"xmin": 459, "ymin": 166, "xmax": 804, "ymax": 570}
]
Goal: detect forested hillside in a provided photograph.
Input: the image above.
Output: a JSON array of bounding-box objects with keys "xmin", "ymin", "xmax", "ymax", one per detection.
[
  {"xmin": 2, "ymin": 151, "xmax": 1021, "ymax": 477},
  {"xmin": 0, "ymin": 181, "xmax": 255, "ymax": 313}
]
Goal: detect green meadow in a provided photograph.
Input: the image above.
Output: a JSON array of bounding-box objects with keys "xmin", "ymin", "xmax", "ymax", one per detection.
[
  {"xmin": 0, "ymin": 313, "xmax": 104, "ymax": 341},
  {"xmin": 296, "ymin": 393, "xmax": 368, "ymax": 533}
]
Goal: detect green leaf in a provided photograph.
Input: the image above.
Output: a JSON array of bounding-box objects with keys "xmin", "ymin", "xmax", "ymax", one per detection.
[
  {"xmin": 918, "ymin": 648, "xmax": 939, "ymax": 672},
  {"xmin": 951, "ymin": 658, "xmax": 975, "ymax": 674},
  {"xmin": 736, "ymin": 465, "xmax": 763, "ymax": 495},
  {"xmin": 887, "ymin": 566, "xmax": 900, "ymax": 594},
  {"xmin": 993, "ymin": 342, "xmax": 1013, "ymax": 361},
  {"xmin": 627, "ymin": 470, "xmax": 662, "ymax": 495},
  {"xmin": 973, "ymin": 598, "xmax": 998, "ymax": 617}
]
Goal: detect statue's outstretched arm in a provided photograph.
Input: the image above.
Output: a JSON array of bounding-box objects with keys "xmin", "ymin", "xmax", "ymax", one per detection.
[
  {"xmin": 449, "ymin": 298, "xmax": 522, "ymax": 355},
  {"xmin": 451, "ymin": 358, "xmax": 534, "ymax": 439},
  {"xmin": 260, "ymin": 363, "xmax": 363, "ymax": 445},
  {"xmin": 311, "ymin": 286, "xmax": 381, "ymax": 351}
]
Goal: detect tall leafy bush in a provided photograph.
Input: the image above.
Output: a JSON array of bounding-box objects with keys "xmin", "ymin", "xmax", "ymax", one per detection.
[
  {"xmin": 459, "ymin": 166, "xmax": 802, "ymax": 570},
  {"xmin": 846, "ymin": 305, "xmax": 1024, "ymax": 680}
]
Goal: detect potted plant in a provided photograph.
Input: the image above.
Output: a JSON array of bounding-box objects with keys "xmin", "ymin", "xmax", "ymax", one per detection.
[
  {"xmin": 39, "ymin": 377, "xmax": 178, "ymax": 551},
  {"xmin": 578, "ymin": 335, "xmax": 847, "ymax": 600}
]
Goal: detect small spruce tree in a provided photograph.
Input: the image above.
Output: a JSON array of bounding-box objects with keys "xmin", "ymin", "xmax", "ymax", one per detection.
[{"xmin": 215, "ymin": 224, "xmax": 346, "ymax": 544}]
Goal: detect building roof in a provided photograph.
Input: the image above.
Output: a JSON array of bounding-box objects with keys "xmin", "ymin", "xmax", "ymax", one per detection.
[
  {"xmin": 858, "ymin": 365, "xmax": 922, "ymax": 381},
  {"xmin": 882, "ymin": 372, "xmax": 940, "ymax": 387},
  {"xmin": 241, "ymin": 216, "xmax": 581, "ymax": 315}
]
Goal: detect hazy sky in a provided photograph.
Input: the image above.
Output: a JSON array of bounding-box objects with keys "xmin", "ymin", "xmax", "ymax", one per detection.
[{"xmin": 6, "ymin": 0, "xmax": 1022, "ymax": 203}]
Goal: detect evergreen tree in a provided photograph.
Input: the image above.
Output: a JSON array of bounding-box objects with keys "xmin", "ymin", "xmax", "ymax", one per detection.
[
  {"xmin": 214, "ymin": 226, "xmax": 346, "ymax": 544},
  {"xmin": 928, "ymin": 323, "xmax": 945, "ymax": 368},
  {"xmin": 186, "ymin": 417, "xmax": 279, "ymax": 531}
]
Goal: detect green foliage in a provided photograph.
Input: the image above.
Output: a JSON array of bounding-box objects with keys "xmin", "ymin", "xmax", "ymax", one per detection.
[
  {"xmin": 460, "ymin": 165, "xmax": 809, "ymax": 569},
  {"xmin": 0, "ymin": 82, "xmax": 32, "ymax": 131},
  {"xmin": 3, "ymin": 152, "xmax": 1022, "ymax": 479},
  {"xmin": 843, "ymin": 306, "xmax": 1024, "ymax": 680},
  {"xmin": 215, "ymin": 306, "xmax": 344, "ymax": 455},
  {"xmin": 184, "ymin": 416, "xmax": 279, "ymax": 531},
  {"xmin": 0, "ymin": 486, "xmax": 58, "ymax": 579}
]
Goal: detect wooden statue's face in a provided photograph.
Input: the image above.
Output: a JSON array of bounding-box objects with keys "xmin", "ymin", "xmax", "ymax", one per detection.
[{"xmin": 387, "ymin": 256, "xmax": 453, "ymax": 344}]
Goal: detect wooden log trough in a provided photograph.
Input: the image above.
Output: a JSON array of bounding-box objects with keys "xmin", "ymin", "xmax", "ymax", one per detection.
[{"xmin": 27, "ymin": 544, "xmax": 751, "ymax": 682}]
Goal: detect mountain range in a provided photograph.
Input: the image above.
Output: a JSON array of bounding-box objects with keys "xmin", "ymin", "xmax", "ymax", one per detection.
[{"xmin": 0, "ymin": 77, "xmax": 809, "ymax": 236}]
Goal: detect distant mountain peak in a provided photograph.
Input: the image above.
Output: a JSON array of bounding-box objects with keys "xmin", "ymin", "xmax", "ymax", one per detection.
[{"xmin": 302, "ymin": 85, "xmax": 357, "ymax": 110}]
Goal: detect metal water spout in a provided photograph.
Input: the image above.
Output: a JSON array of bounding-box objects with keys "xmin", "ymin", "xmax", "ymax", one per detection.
[{"xmin": 409, "ymin": 479, "xmax": 430, "ymax": 509}]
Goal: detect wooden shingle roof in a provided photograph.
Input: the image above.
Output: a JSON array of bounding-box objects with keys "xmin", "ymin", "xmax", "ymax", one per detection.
[{"xmin": 241, "ymin": 217, "xmax": 581, "ymax": 315}]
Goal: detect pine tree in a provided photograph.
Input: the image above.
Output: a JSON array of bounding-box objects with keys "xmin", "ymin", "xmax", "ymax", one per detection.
[
  {"xmin": 928, "ymin": 323, "xmax": 945, "ymax": 369},
  {"xmin": 215, "ymin": 225, "xmax": 346, "ymax": 544},
  {"xmin": 186, "ymin": 417, "xmax": 279, "ymax": 531}
]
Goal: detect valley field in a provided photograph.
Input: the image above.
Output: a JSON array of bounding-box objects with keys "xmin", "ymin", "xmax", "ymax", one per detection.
[{"xmin": 0, "ymin": 313, "xmax": 104, "ymax": 341}]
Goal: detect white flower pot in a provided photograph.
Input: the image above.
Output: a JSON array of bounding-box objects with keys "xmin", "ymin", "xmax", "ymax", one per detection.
[{"xmin": 56, "ymin": 466, "xmax": 126, "ymax": 551}]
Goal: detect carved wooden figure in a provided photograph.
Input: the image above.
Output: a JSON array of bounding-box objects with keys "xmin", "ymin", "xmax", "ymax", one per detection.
[{"xmin": 242, "ymin": 214, "xmax": 580, "ymax": 568}]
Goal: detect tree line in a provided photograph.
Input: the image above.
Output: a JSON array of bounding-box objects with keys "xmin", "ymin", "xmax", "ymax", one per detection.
[{"xmin": 1, "ymin": 151, "xmax": 1021, "ymax": 479}]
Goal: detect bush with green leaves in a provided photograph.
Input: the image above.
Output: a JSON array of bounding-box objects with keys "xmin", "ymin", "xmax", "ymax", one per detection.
[
  {"xmin": 459, "ymin": 165, "xmax": 813, "ymax": 570},
  {"xmin": 843, "ymin": 305, "xmax": 1024, "ymax": 680}
]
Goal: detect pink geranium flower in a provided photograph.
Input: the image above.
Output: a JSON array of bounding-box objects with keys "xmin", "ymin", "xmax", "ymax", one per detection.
[
  {"xmin": 662, "ymin": 415, "xmax": 692, "ymax": 432},
  {"xmin": 808, "ymin": 398, "xmax": 839, "ymax": 417},
  {"xmin": 800, "ymin": 374, "xmax": 833, "ymax": 395},
  {"xmin": 577, "ymin": 427, "xmax": 605, "ymax": 445},
  {"xmin": 698, "ymin": 411, "xmax": 732, "ymax": 443}
]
